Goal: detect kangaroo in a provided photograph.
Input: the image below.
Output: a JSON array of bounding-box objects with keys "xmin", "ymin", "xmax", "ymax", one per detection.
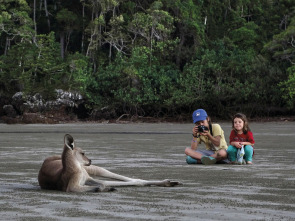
[{"xmin": 38, "ymin": 134, "xmax": 180, "ymax": 192}]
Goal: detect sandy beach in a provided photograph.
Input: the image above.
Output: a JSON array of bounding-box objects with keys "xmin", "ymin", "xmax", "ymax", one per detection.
[{"xmin": 0, "ymin": 122, "xmax": 294, "ymax": 220}]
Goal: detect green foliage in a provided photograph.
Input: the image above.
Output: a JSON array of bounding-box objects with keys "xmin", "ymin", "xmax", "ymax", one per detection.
[
  {"xmin": 169, "ymin": 39, "xmax": 284, "ymax": 117},
  {"xmin": 66, "ymin": 52, "xmax": 92, "ymax": 93},
  {"xmin": 230, "ymin": 22, "xmax": 260, "ymax": 50},
  {"xmin": 56, "ymin": 8, "xmax": 80, "ymax": 32},
  {"xmin": 280, "ymin": 66, "xmax": 295, "ymax": 108},
  {"xmin": 129, "ymin": 1, "xmax": 174, "ymax": 47},
  {"xmin": 263, "ymin": 3, "xmax": 295, "ymax": 110},
  {"xmin": 84, "ymin": 46, "xmax": 179, "ymax": 116},
  {"xmin": 23, "ymin": 32, "xmax": 66, "ymax": 98},
  {"xmin": 162, "ymin": 0, "xmax": 205, "ymax": 67},
  {"xmin": 0, "ymin": 0, "xmax": 34, "ymax": 44},
  {"xmin": 0, "ymin": 32, "xmax": 65, "ymax": 98},
  {"xmin": 264, "ymin": 15, "xmax": 295, "ymax": 64},
  {"xmin": 0, "ymin": 0, "xmax": 295, "ymax": 119}
]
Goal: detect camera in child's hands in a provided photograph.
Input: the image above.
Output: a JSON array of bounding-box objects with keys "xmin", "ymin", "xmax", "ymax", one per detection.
[{"xmin": 198, "ymin": 125, "xmax": 208, "ymax": 132}]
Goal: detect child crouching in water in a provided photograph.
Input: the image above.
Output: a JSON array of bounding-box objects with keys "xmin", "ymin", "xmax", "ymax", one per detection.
[{"xmin": 227, "ymin": 113, "xmax": 255, "ymax": 164}]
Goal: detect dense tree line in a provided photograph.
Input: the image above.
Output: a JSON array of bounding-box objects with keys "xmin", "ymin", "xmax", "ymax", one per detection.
[{"xmin": 0, "ymin": 0, "xmax": 295, "ymax": 120}]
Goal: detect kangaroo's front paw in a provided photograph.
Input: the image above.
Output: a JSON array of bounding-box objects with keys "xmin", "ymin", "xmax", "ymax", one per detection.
[
  {"xmin": 93, "ymin": 184, "xmax": 115, "ymax": 192},
  {"xmin": 95, "ymin": 185, "xmax": 117, "ymax": 192},
  {"xmin": 105, "ymin": 187, "xmax": 117, "ymax": 192},
  {"xmin": 169, "ymin": 181, "xmax": 182, "ymax": 186}
]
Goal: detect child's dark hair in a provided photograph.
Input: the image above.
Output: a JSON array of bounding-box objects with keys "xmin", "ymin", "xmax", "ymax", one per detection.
[
  {"xmin": 207, "ymin": 116, "xmax": 213, "ymax": 135},
  {"xmin": 232, "ymin": 113, "xmax": 251, "ymax": 134}
]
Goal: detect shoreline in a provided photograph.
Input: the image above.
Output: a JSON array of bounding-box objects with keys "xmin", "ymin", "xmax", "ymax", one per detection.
[{"xmin": 1, "ymin": 115, "xmax": 295, "ymax": 124}]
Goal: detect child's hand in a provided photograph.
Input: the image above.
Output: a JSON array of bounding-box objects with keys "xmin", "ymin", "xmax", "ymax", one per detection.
[
  {"xmin": 233, "ymin": 142, "xmax": 242, "ymax": 148},
  {"xmin": 192, "ymin": 126, "xmax": 198, "ymax": 136},
  {"xmin": 200, "ymin": 130, "xmax": 209, "ymax": 137},
  {"xmin": 192, "ymin": 126, "xmax": 209, "ymax": 137}
]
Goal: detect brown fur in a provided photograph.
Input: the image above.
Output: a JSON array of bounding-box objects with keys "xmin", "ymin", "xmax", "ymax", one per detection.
[{"xmin": 38, "ymin": 134, "xmax": 180, "ymax": 192}]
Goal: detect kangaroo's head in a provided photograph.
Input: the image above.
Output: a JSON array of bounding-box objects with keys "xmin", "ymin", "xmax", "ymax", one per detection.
[
  {"xmin": 63, "ymin": 134, "xmax": 91, "ymax": 166},
  {"xmin": 73, "ymin": 147, "xmax": 92, "ymax": 166}
]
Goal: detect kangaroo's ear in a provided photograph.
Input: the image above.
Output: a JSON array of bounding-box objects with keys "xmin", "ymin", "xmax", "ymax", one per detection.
[{"xmin": 64, "ymin": 134, "xmax": 75, "ymax": 150}]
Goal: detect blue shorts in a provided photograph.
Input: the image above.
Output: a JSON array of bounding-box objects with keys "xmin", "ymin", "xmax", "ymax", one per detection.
[
  {"xmin": 196, "ymin": 150, "xmax": 215, "ymax": 156},
  {"xmin": 196, "ymin": 149, "xmax": 229, "ymax": 164}
]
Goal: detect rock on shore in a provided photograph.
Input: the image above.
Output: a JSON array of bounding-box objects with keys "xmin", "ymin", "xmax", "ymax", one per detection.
[{"xmin": 1, "ymin": 90, "xmax": 86, "ymax": 123}]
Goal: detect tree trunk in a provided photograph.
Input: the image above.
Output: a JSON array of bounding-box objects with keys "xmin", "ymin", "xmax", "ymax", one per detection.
[
  {"xmin": 33, "ymin": 0, "xmax": 37, "ymax": 45},
  {"xmin": 4, "ymin": 37, "xmax": 10, "ymax": 56},
  {"xmin": 109, "ymin": 43, "xmax": 112, "ymax": 60},
  {"xmin": 44, "ymin": 0, "xmax": 50, "ymax": 31},
  {"xmin": 176, "ymin": 30, "xmax": 185, "ymax": 69},
  {"xmin": 60, "ymin": 31, "xmax": 65, "ymax": 59},
  {"xmin": 65, "ymin": 31, "xmax": 72, "ymax": 55},
  {"xmin": 81, "ymin": 3, "xmax": 85, "ymax": 53}
]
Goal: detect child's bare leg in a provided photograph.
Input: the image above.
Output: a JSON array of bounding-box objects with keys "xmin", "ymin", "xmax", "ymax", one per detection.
[
  {"xmin": 185, "ymin": 148, "xmax": 203, "ymax": 160},
  {"xmin": 210, "ymin": 149, "xmax": 227, "ymax": 161}
]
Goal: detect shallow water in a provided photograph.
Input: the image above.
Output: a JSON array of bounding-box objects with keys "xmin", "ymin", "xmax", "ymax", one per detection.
[{"xmin": 0, "ymin": 122, "xmax": 295, "ymax": 221}]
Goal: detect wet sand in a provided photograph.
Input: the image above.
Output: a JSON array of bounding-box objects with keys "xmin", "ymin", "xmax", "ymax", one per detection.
[{"xmin": 0, "ymin": 122, "xmax": 294, "ymax": 220}]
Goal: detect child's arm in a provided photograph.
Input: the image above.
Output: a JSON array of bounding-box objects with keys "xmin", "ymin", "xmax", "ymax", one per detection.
[
  {"xmin": 238, "ymin": 132, "xmax": 255, "ymax": 146},
  {"xmin": 200, "ymin": 131, "xmax": 220, "ymax": 147},
  {"xmin": 231, "ymin": 141, "xmax": 254, "ymax": 147},
  {"xmin": 191, "ymin": 126, "xmax": 199, "ymax": 150},
  {"xmin": 191, "ymin": 137, "xmax": 198, "ymax": 150},
  {"xmin": 240, "ymin": 141, "xmax": 254, "ymax": 146},
  {"xmin": 208, "ymin": 134, "xmax": 221, "ymax": 147},
  {"xmin": 245, "ymin": 131, "xmax": 255, "ymax": 146}
]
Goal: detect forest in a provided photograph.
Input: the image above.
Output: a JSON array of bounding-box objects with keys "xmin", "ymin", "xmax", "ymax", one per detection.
[{"xmin": 0, "ymin": 0, "xmax": 295, "ymax": 120}]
